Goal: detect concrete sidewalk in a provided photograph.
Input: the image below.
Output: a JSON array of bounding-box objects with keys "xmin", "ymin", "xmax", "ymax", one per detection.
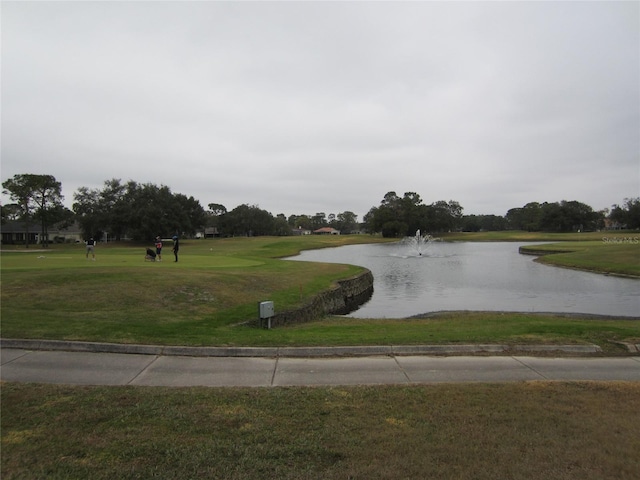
[{"xmin": 2, "ymin": 340, "xmax": 639, "ymax": 387}]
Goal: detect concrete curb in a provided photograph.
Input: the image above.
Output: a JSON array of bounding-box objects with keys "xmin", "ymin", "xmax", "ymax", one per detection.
[{"xmin": 0, "ymin": 338, "xmax": 604, "ymax": 357}]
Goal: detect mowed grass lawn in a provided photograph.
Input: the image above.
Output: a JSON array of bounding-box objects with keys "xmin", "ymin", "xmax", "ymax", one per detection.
[
  {"xmin": 2, "ymin": 382, "xmax": 639, "ymax": 480},
  {"xmin": 1, "ymin": 233, "xmax": 638, "ymax": 349},
  {"xmin": 519, "ymin": 242, "xmax": 640, "ymax": 277},
  {"xmin": 0, "ymin": 236, "xmax": 385, "ymax": 345},
  {"xmin": 442, "ymin": 231, "xmax": 640, "ymax": 276},
  {"xmin": 2, "ymin": 232, "xmax": 639, "ymax": 480}
]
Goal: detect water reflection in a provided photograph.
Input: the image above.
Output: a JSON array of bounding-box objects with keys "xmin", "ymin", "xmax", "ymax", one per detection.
[{"xmin": 288, "ymin": 242, "xmax": 639, "ymax": 318}]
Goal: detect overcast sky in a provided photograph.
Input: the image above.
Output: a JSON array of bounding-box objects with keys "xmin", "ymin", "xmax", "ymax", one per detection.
[{"xmin": 2, "ymin": 1, "xmax": 638, "ymax": 220}]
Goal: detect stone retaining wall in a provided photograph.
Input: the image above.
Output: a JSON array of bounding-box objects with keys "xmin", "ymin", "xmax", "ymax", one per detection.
[
  {"xmin": 518, "ymin": 246, "xmax": 568, "ymax": 256},
  {"xmin": 258, "ymin": 269, "xmax": 374, "ymax": 328}
]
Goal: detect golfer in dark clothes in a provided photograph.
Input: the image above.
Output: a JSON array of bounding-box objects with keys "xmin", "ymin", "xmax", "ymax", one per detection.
[{"xmin": 172, "ymin": 235, "xmax": 179, "ymax": 262}]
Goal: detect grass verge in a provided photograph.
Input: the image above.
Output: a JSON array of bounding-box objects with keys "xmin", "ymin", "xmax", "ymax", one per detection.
[{"xmin": 2, "ymin": 382, "xmax": 639, "ymax": 480}]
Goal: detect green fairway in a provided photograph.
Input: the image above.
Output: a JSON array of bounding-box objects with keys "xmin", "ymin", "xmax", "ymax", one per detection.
[
  {"xmin": 1, "ymin": 232, "xmax": 638, "ymax": 349},
  {"xmin": 0, "ymin": 251, "xmax": 265, "ymax": 269},
  {"xmin": 0, "ymin": 236, "xmax": 385, "ymax": 345}
]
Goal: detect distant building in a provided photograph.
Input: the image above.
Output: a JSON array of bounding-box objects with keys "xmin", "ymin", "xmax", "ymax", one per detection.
[
  {"xmin": 292, "ymin": 227, "xmax": 312, "ymax": 236},
  {"xmin": 204, "ymin": 227, "xmax": 220, "ymax": 238},
  {"xmin": 313, "ymin": 227, "xmax": 340, "ymax": 235},
  {"xmin": 604, "ymin": 218, "xmax": 625, "ymax": 230},
  {"xmin": 1, "ymin": 220, "xmax": 83, "ymax": 244},
  {"xmin": 1, "ymin": 221, "xmax": 40, "ymax": 245},
  {"xmin": 48, "ymin": 221, "xmax": 83, "ymax": 243}
]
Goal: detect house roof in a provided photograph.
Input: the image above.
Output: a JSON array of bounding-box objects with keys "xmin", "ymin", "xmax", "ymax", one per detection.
[
  {"xmin": 0, "ymin": 221, "xmax": 41, "ymax": 233},
  {"xmin": 1, "ymin": 220, "xmax": 82, "ymax": 235}
]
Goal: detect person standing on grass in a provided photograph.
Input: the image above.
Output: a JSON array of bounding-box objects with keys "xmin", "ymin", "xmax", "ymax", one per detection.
[
  {"xmin": 86, "ymin": 237, "xmax": 96, "ymax": 260},
  {"xmin": 172, "ymin": 235, "xmax": 179, "ymax": 262},
  {"xmin": 155, "ymin": 236, "xmax": 163, "ymax": 261}
]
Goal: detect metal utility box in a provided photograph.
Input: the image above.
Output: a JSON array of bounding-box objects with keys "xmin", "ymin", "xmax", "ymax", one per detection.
[{"xmin": 259, "ymin": 301, "xmax": 275, "ymax": 329}]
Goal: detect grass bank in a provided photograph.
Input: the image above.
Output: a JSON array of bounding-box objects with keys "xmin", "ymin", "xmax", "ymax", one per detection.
[
  {"xmin": 3, "ymin": 382, "xmax": 639, "ymax": 480},
  {"xmin": 519, "ymin": 242, "xmax": 640, "ymax": 277},
  {"xmin": 1, "ymin": 234, "xmax": 638, "ymax": 350},
  {"xmin": 0, "ymin": 236, "xmax": 387, "ymax": 345},
  {"xmin": 442, "ymin": 230, "xmax": 640, "ymax": 277},
  {"xmin": 438, "ymin": 230, "xmax": 638, "ymax": 242}
]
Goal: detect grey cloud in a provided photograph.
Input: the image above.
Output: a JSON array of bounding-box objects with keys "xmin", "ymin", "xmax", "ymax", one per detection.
[{"xmin": 2, "ymin": 1, "xmax": 637, "ymax": 219}]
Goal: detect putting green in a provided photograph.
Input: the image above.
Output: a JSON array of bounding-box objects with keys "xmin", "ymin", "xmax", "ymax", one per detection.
[
  {"xmin": 0, "ymin": 252, "xmax": 264, "ymax": 269},
  {"xmin": 187, "ymin": 255, "xmax": 264, "ymax": 268}
]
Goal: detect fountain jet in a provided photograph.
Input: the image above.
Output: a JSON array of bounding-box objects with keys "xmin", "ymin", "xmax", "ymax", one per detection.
[{"xmin": 400, "ymin": 230, "xmax": 437, "ymax": 257}]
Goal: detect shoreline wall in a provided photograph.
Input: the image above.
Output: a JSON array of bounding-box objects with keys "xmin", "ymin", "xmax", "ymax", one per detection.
[
  {"xmin": 518, "ymin": 246, "xmax": 568, "ymax": 256},
  {"xmin": 258, "ymin": 269, "xmax": 374, "ymax": 328}
]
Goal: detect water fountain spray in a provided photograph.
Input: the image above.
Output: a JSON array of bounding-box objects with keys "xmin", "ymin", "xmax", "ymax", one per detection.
[{"xmin": 401, "ymin": 230, "xmax": 436, "ymax": 257}]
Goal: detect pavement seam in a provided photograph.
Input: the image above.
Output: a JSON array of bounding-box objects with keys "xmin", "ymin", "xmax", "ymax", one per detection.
[
  {"xmin": 126, "ymin": 355, "xmax": 160, "ymax": 386},
  {"xmin": 0, "ymin": 349, "xmax": 33, "ymax": 366},
  {"xmin": 392, "ymin": 355, "xmax": 412, "ymax": 383},
  {"xmin": 512, "ymin": 356, "xmax": 549, "ymax": 380},
  {"xmin": 270, "ymin": 357, "xmax": 280, "ymax": 387}
]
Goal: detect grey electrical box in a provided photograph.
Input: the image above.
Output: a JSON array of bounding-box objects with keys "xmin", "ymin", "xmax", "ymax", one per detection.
[
  {"xmin": 259, "ymin": 301, "xmax": 274, "ymax": 318},
  {"xmin": 259, "ymin": 301, "xmax": 275, "ymax": 328}
]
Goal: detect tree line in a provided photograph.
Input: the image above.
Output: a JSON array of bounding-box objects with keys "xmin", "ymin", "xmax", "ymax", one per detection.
[
  {"xmin": 2, "ymin": 174, "xmax": 639, "ymax": 246},
  {"xmin": 1, "ymin": 175, "xmax": 360, "ymax": 243},
  {"xmin": 364, "ymin": 192, "xmax": 639, "ymax": 237}
]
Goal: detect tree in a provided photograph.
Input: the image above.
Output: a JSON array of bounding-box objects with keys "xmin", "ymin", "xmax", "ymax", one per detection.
[
  {"xmin": 208, "ymin": 203, "xmax": 227, "ymax": 216},
  {"xmin": 73, "ymin": 179, "xmax": 206, "ymax": 241},
  {"xmin": 610, "ymin": 197, "xmax": 640, "ymax": 229},
  {"xmin": 73, "ymin": 179, "xmax": 128, "ymax": 240},
  {"xmin": 31, "ymin": 175, "xmax": 65, "ymax": 246},
  {"xmin": 506, "ymin": 200, "xmax": 601, "ymax": 232},
  {"xmin": 506, "ymin": 202, "xmax": 543, "ymax": 231},
  {"xmin": 273, "ymin": 214, "xmax": 291, "ymax": 236},
  {"xmin": 400, "ymin": 192, "xmax": 427, "ymax": 235},
  {"xmin": 311, "ymin": 212, "xmax": 327, "ymax": 230},
  {"xmin": 381, "ymin": 220, "xmax": 407, "ymax": 238},
  {"xmin": 481, "ymin": 215, "xmax": 508, "ymax": 231},
  {"xmin": 121, "ymin": 183, "xmax": 206, "ymax": 240},
  {"xmin": 373, "ymin": 192, "xmax": 404, "ymax": 236},
  {"xmin": 205, "ymin": 203, "xmax": 227, "ymax": 233},
  {"xmin": 219, "ymin": 204, "xmax": 275, "ymax": 236},
  {"xmin": 172, "ymin": 193, "xmax": 207, "ymax": 237},
  {"xmin": 3, "ymin": 174, "xmax": 38, "ymax": 247},
  {"xmin": 362, "ymin": 207, "xmax": 376, "ymax": 234},
  {"xmin": 536, "ymin": 201, "xmax": 600, "ymax": 232},
  {"xmin": 3, "ymin": 174, "xmax": 64, "ymax": 247},
  {"xmin": 100, "ymin": 179, "xmax": 128, "ymax": 240},
  {"xmin": 426, "ymin": 200, "xmax": 463, "ymax": 233},
  {"xmin": 73, "ymin": 186, "xmax": 103, "ymax": 239},
  {"xmin": 288, "ymin": 214, "xmax": 312, "ymax": 230},
  {"xmin": 335, "ymin": 211, "xmax": 358, "ymax": 234},
  {"xmin": 365, "ymin": 192, "xmax": 463, "ymax": 237},
  {"xmin": 1, "ymin": 203, "xmax": 22, "ymax": 224},
  {"xmin": 462, "ymin": 214, "xmax": 508, "ymax": 232}
]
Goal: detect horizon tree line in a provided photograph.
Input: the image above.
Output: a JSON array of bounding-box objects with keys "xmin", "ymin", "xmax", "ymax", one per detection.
[{"xmin": 2, "ymin": 173, "xmax": 639, "ymax": 245}]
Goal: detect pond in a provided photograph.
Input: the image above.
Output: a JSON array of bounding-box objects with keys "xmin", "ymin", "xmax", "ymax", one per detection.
[{"xmin": 288, "ymin": 241, "xmax": 639, "ymax": 318}]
